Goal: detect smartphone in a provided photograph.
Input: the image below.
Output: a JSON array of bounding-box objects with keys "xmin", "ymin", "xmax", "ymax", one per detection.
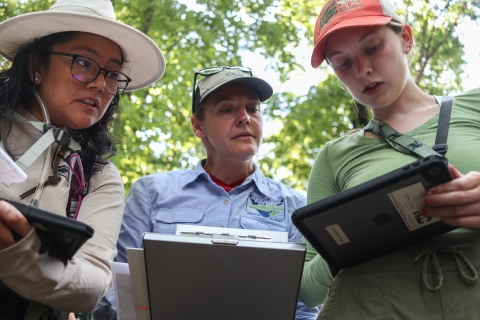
[{"xmin": 0, "ymin": 197, "xmax": 94, "ymax": 260}]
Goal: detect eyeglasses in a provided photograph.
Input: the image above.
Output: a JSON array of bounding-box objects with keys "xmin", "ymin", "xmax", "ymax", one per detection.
[
  {"xmin": 191, "ymin": 66, "xmax": 252, "ymax": 113},
  {"xmin": 46, "ymin": 51, "xmax": 131, "ymax": 95}
]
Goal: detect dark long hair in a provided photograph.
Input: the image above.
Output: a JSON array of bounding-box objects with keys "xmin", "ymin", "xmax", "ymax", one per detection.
[{"xmin": 0, "ymin": 32, "xmax": 120, "ymax": 177}]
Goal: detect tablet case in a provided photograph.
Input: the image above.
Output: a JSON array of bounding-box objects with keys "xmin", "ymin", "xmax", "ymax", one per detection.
[
  {"xmin": 292, "ymin": 155, "xmax": 456, "ymax": 270},
  {"xmin": 0, "ymin": 197, "xmax": 94, "ymax": 260},
  {"xmin": 143, "ymin": 232, "xmax": 306, "ymax": 320}
]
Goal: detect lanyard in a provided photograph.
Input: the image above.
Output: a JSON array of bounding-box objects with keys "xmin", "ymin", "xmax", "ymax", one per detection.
[
  {"xmin": 363, "ymin": 96, "xmax": 453, "ymax": 158},
  {"xmin": 8, "ymin": 112, "xmax": 81, "ymax": 174}
]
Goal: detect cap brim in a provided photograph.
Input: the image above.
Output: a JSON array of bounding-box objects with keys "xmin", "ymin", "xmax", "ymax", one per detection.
[
  {"xmin": 0, "ymin": 11, "xmax": 165, "ymax": 90},
  {"xmin": 199, "ymin": 77, "xmax": 273, "ymax": 105},
  {"xmin": 311, "ymin": 16, "xmax": 392, "ymax": 68}
]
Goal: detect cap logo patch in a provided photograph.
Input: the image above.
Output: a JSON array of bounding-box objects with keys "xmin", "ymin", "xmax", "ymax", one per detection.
[
  {"xmin": 225, "ymin": 70, "xmax": 247, "ymax": 77},
  {"xmin": 320, "ymin": 0, "xmax": 363, "ymax": 30}
]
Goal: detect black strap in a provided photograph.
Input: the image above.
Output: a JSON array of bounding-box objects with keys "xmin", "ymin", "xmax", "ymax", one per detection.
[
  {"xmin": 363, "ymin": 119, "xmax": 438, "ymax": 157},
  {"xmin": 363, "ymin": 96, "xmax": 453, "ymax": 158},
  {"xmin": 432, "ymin": 96, "xmax": 453, "ymax": 156}
]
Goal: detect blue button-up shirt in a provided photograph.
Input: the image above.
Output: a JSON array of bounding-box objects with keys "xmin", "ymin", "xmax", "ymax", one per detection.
[{"xmin": 94, "ymin": 161, "xmax": 319, "ymax": 319}]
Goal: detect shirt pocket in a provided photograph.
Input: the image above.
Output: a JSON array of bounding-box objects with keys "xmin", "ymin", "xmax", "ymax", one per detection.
[
  {"xmin": 239, "ymin": 214, "xmax": 288, "ymax": 233},
  {"xmin": 153, "ymin": 208, "xmax": 206, "ymax": 234}
]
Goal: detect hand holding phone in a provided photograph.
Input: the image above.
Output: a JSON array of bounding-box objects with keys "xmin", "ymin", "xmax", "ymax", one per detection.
[
  {"xmin": 0, "ymin": 198, "xmax": 94, "ymax": 260},
  {"xmin": 0, "ymin": 200, "xmax": 32, "ymax": 249}
]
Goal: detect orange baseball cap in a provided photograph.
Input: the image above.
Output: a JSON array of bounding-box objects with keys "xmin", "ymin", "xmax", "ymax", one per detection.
[{"xmin": 311, "ymin": 0, "xmax": 402, "ymax": 68}]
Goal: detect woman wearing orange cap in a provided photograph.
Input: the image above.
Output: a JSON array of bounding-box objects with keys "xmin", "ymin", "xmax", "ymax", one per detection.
[
  {"xmin": 0, "ymin": 0, "xmax": 164, "ymax": 319},
  {"xmin": 301, "ymin": 0, "xmax": 480, "ymax": 318}
]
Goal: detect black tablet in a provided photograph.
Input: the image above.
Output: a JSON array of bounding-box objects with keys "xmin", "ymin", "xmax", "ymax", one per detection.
[
  {"xmin": 292, "ymin": 155, "xmax": 456, "ymax": 270},
  {"xmin": 0, "ymin": 197, "xmax": 94, "ymax": 260}
]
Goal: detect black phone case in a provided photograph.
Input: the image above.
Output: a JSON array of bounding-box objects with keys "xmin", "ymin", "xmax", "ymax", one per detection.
[
  {"xmin": 292, "ymin": 155, "xmax": 456, "ymax": 269},
  {"xmin": 0, "ymin": 198, "xmax": 94, "ymax": 260}
]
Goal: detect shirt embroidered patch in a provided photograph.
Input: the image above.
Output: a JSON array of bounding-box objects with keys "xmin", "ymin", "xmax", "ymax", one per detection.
[
  {"xmin": 320, "ymin": 0, "xmax": 363, "ymax": 30},
  {"xmin": 246, "ymin": 193, "xmax": 285, "ymax": 222}
]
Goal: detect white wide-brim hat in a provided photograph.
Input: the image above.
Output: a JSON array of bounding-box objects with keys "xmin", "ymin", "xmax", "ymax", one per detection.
[{"xmin": 0, "ymin": 0, "xmax": 165, "ymax": 91}]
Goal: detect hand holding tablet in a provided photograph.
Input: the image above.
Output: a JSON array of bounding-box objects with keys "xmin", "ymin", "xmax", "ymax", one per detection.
[{"xmin": 292, "ymin": 155, "xmax": 456, "ymax": 269}]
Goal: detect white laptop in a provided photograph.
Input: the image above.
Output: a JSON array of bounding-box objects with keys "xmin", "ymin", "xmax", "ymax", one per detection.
[{"xmin": 142, "ymin": 229, "xmax": 305, "ymax": 320}]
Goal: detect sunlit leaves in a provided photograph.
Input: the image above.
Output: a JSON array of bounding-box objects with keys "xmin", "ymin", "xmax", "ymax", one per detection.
[{"xmin": 1, "ymin": 0, "xmax": 477, "ymax": 194}]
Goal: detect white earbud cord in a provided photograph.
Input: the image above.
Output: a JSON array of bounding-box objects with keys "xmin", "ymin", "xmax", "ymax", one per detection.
[{"xmin": 29, "ymin": 88, "xmax": 52, "ymax": 207}]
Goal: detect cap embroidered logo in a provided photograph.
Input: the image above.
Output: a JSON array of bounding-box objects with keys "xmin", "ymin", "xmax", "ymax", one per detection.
[{"xmin": 320, "ymin": 0, "xmax": 364, "ymax": 30}]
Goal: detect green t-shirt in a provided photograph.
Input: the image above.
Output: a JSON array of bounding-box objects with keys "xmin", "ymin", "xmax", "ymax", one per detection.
[{"xmin": 300, "ymin": 88, "xmax": 480, "ymax": 308}]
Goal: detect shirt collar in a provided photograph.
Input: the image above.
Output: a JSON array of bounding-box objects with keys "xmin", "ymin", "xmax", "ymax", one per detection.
[{"xmin": 182, "ymin": 160, "xmax": 271, "ymax": 197}]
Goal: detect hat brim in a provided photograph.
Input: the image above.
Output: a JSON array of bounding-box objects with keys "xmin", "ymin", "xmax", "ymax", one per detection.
[
  {"xmin": 199, "ymin": 77, "xmax": 273, "ymax": 105},
  {"xmin": 0, "ymin": 11, "xmax": 165, "ymax": 91},
  {"xmin": 311, "ymin": 16, "xmax": 392, "ymax": 68}
]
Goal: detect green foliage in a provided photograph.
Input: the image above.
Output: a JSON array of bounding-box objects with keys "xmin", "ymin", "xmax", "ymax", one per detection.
[
  {"xmin": 265, "ymin": 0, "xmax": 479, "ymax": 191},
  {"xmin": 262, "ymin": 73, "xmax": 354, "ymax": 190},
  {"xmin": 1, "ymin": 0, "xmax": 478, "ymax": 194},
  {"xmin": 398, "ymin": 0, "xmax": 479, "ymax": 95},
  {"xmin": 109, "ymin": 0, "xmax": 316, "ymax": 191}
]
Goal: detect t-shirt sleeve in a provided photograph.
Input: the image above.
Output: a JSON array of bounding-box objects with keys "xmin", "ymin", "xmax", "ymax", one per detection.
[{"xmin": 299, "ymin": 145, "xmax": 337, "ymax": 308}]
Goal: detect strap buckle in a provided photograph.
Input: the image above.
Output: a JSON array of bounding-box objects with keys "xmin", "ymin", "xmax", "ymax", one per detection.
[
  {"xmin": 432, "ymin": 143, "xmax": 448, "ymax": 156},
  {"xmin": 54, "ymin": 127, "xmax": 72, "ymax": 149}
]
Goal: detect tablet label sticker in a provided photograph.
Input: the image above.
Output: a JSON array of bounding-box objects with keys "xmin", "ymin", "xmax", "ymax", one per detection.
[
  {"xmin": 326, "ymin": 224, "xmax": 350, "ymax": 245},
  {"xmin": 387, "ymin": 182, "xmax": 440, "ymax": 231}
]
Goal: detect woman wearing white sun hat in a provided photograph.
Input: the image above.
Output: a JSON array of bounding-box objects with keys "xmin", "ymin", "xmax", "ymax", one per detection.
[{"xmin": 0, "ymin": 0, "xmax": 165, "ymax": 319}]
